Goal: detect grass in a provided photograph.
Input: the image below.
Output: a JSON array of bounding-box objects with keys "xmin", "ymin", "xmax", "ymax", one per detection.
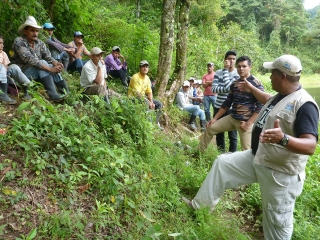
[{"xmin": 0, "ymin": 73, "xmax": 319, "ymax": 239}]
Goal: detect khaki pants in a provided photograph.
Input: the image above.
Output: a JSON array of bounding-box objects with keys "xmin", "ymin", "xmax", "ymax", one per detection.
[
  {"xmin": 192, "ymin": 150, "xmax": 303, "ymax": 240},
  {"xmin": 198, "ymin": 114, "xmax": 252, "ymax": 152},
  {"xmin": 83, "ymin": 85, "xmax": 121, "ymax": 98}
]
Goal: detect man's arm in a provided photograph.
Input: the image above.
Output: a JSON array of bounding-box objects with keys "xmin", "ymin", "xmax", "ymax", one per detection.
[
  {"xmin": 207, "ymin": 107, "xmax": 228, "ymax": 126},
  {"xmin": 105, "ymin": 54, "xmax": 122, "ymax": 70},
  {"xmin": 238, "ymin": 78, "xmax": 272, "ymax": 104},
  {"xmin": 261, "ymin": 119, "xmax": 318, "ymax": 155}
]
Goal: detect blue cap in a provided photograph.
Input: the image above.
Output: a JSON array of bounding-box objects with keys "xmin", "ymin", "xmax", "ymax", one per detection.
[
  {"xmin": 74, "ymin": 31, "xmax": 84, "ymax": 38},
  {"xmin": 43, "ymin": 23, "xmax": 55, "ymax": 30}
]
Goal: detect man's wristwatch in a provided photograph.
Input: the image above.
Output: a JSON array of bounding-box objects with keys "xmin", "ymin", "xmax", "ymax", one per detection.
[{"xmin": 279, "ymin": 134, "xmax": 289, "ymax": 146}]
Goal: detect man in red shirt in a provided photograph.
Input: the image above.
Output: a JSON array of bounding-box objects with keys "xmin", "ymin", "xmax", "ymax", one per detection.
[{"xmin": 202, "ymin": 62, "xmax": 217, "ymax": 121}]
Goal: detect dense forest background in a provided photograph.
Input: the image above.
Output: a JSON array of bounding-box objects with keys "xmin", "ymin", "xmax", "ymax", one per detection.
[
  {"xmin": 1, "ymin": 1, "xmax": 320, "ymax": 239},
  {"xmin": 1, "ymin": 0, "xmax": 320, "ymax": 80}
]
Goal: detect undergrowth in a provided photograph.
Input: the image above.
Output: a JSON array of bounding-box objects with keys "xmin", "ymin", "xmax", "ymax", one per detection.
[{"xmin": 0, "ymin": 74, "xmax": 319, "ymax": 239}]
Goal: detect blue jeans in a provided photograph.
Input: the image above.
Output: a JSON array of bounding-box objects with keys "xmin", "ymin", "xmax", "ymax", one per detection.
[
  {"xmin": 203, "ymin": 95, "xmax": 216, "ymax": 120},
  {"xmin": 7, "ymin": 64, "xmax": 30, "ymax": 85},
  {"xmin": 23, "ymin": 60, "xmax": 63, "ymax": 83},
  {"xmin": 184, "ymin": 105, "xmax": 205, "ymax": 120},
  {"xmin": 67, "ymin": 58, "xmax": 88, "ymax": 74}
]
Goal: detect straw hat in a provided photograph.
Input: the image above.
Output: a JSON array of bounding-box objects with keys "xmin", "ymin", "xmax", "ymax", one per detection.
[{"xmin": 18, "ymin": 16, "xmax": 42, "ymax": 35}]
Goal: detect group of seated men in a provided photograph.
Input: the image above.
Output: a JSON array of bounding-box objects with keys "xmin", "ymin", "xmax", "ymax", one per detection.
[{"xmin": 0, "ymin": 16, "xmax": 163, "ymax": 129}]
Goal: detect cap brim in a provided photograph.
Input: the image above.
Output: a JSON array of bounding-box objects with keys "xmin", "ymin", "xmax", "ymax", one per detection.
[{"xmin": 263, "ymin": 62, "xmax": 275, "ymax": 69}]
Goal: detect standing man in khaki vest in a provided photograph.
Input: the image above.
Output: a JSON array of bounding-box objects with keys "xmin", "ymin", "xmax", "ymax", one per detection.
[{"xmin": 183, "ymin": 55, "xmax": 319, "ymax": 240}]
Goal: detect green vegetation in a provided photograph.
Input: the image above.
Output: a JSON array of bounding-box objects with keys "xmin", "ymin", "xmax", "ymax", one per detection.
[
  {"xmin": 0, "ymin": 74, "xmax": 320, "ymax": 239},
  {"xmin": 0, "ymin": 0, "xmax": 320, "ymax": 238}
]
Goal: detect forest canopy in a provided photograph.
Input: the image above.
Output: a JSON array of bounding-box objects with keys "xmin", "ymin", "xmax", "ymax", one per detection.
[{"xmin": 0, "ymin": 0, "xmax": 320, "ymax": 81}]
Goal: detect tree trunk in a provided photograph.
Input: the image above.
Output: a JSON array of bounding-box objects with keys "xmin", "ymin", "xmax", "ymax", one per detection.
[
  {"xmin": 169, "ymin": 0, "xmax": 190, "ymax": 104},
  {"xmin": 136, "ymin": 0, "xmax": 141, "ymax": 19},
  {"xmin": 156, "ymin": 0, "xmax": 176, "ymax": 103}
]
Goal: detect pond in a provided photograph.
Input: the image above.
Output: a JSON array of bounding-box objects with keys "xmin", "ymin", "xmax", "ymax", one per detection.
[{"xmin": 304, "ymin": 87, "xmax": 320, "ymax": 107}]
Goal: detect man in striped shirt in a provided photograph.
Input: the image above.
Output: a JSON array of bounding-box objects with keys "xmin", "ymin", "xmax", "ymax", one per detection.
[
  {"xmin": 199, "ymin": 56, "xmax": 264, "ymax": 152},
  {"xmin": 211, "ymin": 50, "xmax": 239, "ymax": 152}
]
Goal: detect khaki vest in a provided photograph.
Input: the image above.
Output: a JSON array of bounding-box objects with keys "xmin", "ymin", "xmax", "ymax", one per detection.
[{"xmin": 253, "ymin": 89, "xmax": 319, "ymax": 175}]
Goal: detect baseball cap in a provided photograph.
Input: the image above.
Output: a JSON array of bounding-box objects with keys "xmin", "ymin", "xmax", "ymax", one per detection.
[
  {"xmin": 263, "ymin": 55, "xmax": 302, "ymax": 77},
  {"xmin": 182, "ymin": 81, "xmax": 190, "ymax": 87},
  {"xmin": 207, "ymin": 62, "xmax": 214, "ymax": 66},
  {"xmin": 43, "ymin": 23, "xmax": 55, "ymax": 30},
  {"xmin": 139, "ymin": 60, "xmax": 149, "ymax": 67},
  {"xmin": 112, "ymin": 46, "xmax": 120, "ymax": 51},
  {"xmin": 74, "ymin": 31, "xmax": 84, "ymax": 38},
  {"xmin": 196, "ymin": 80, "xmax": 202, "ymax": 84},
  {"xmin": 188, "ymin": 77, "xmax": 195, "ymax": 81},
  {"xmin": 90, "ymin": 47, "xmax": 105, "ymax": 55}
]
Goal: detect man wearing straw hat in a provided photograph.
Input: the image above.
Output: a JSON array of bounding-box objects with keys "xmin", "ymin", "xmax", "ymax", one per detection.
[{"xmin": 11, "ymin": 16, "xmax": 69, "ymax": 101}]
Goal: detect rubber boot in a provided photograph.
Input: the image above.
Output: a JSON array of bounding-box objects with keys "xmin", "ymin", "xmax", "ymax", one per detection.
[
  {"xmin": 200, "ymin": 119, "xmax": 207, "ymax": 132},
  {"xmin": 22, "ymin": 85, "xmax": 31, "ymax": 100},
  {"xmin": 0, "ymin": 82, "xmax": 17, "ymax": 104},
  {"xmin": 55, "ymin": 80, "xmax": 70, "ymax": 95},
  {"xmin": 156, "ymin": 110, "xmax": 164, "ymax": 130},
  {"xmin": 62, "ymin": 59, "xmax": 69, "ymax": 71},
  {"xmin": 38, "ymin": 75, "xmax": 64, "ymax": 101},
  {"xmin": 188, "ymin": 115, "xmax": 197, "ymax": 131}
]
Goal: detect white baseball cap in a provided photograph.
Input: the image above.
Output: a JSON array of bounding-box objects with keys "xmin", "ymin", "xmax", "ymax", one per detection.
[
  {"xmin": 263, "ymin": 55, "xmax": 302, "ymax": 77},
  {"xmin": 182, "ymin": 81, "xmax": 190, "ymax": 87}
]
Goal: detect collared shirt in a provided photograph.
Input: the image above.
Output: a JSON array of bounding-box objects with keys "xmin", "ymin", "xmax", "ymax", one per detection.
[
  {"xmin": 221, "ymin": 75, "xmax": 264, "ymax": 121},
  {"xmin": 80, "ymin": 59, "xmax": 107, "ymax": 87},
  {"xmin": 104, "ymin": 53, "xmax": 127, "ymax": 73},
  {"xmin": 11, "ymin": 36, "xmax": 56, "ymax": 71},
  {"xmin": 128, "ymin": 72, "xmax": 152, "ymax": 98}
]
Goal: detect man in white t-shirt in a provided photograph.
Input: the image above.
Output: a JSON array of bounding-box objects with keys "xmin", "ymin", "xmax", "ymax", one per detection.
[{"xmin": 80, "ymin": 47, "xmax": 119, "ymax": 103}]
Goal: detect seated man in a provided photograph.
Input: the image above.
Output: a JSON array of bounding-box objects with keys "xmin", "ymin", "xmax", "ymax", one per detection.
[
  {"xmin": 11, "ymin": 16, "xmax": 68, "ymax": 101},
  {"xmin": 193, "ymin": 80, "xmax": 203, "ymax": 105},
  {"xmin": 67, "ymin": 31, "xmax": 90, "ymax": 74},
  {"xmin": 176, "ymin": 81, "xmax": 206, "ymax": 131},
  {"xmin": 80, "ymin": 47, "xmax": 119, "ymax": 103},
  {"xmin": 104, "ymin": 46, "xmax": 128, "ymax": 87},
  {"xmin": 0, "ymin": 34, "xmax": 31, "ymax": 104},
  {"xmin": 128, "ymin": 60, "xmax": 163, "ymax": 130},
  {"xmin": 42, "ymin": 23, "xmax": 75, "ymax": 71}
]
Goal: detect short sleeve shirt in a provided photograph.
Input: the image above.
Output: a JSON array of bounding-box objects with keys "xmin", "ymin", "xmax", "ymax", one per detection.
[{"xmin": 80, "ymin": 59, "xmax": 107, "ymax": 87}]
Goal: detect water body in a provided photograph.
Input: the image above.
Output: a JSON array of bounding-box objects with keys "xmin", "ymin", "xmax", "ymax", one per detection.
[{"xmin": 304, "ymin": 87, "xmax": 320, "ymax": 106}]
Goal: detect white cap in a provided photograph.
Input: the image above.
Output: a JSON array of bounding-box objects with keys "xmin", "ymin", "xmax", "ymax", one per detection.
[
  {"xmin": 182, "ymin": 81, "xmax": 190, "ymax": 87},
  {"xmin": 263, "ymin": 55, "xmax": 302, "ymax": 77},
  {"xmin": 196, "ymin": 80, "xmax": 202, "ymax": 84},
  {"xmin": 90, "ymin": 47, "xmax": 105, "ymax": 55}
]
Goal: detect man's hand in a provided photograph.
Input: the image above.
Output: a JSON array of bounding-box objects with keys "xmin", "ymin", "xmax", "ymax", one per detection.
[
  {"xmin": 49, "ymin": 65, "xmax": 63, "ymax": 73},
  {"xmin": 240, "ymin": 121, "xmax": 251, "ymax": 131},
  {"xmin": 238, "ymin": 78, "xmax": 253, "ymax": 93},
  {"xmin": 207, "ymin": 118, "xmax": 217, "ymax": 127},
  {"xmin": 259, "ymin": 119, "xmax": 284, "ymax": 144},
  {"xmin": 224, "ymin": 59, "xmax": 231, "ymax": 69},
  {"xmin": 149, "ymin": 101, "xmax": 155, "ymax": 110}
]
